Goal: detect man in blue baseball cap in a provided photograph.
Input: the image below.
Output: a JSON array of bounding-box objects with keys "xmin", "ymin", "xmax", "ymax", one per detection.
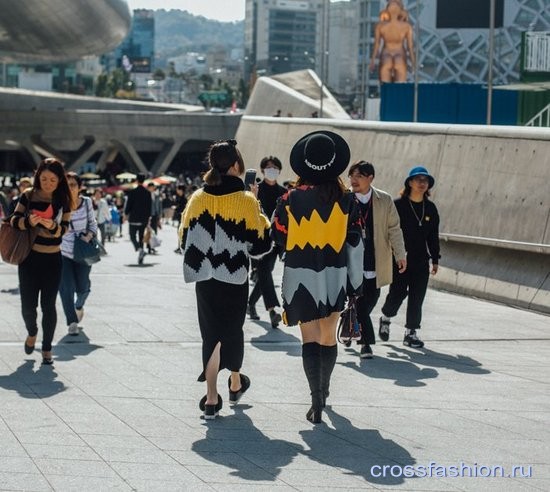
[{"xmin": 378, "ymin": 165, "xmax": 440, "ymax": 349}]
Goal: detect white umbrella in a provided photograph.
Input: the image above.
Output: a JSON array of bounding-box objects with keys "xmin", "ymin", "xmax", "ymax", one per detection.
[{"xmin": 116, "ymin": 172, "xmax": 137, "ymax": 180}]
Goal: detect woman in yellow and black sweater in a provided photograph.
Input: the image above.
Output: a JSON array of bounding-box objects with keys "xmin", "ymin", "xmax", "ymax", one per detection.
[
  {"xmin": 11, "ymin": 159, "xmax": 73, "ymax": 364},
  {"xmin": 179, "ymin": 140, "xmax": 271, "ymax": 419}
]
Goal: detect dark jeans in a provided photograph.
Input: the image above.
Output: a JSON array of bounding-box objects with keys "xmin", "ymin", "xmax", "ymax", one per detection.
[
  {"xmin": 356, "ymin": 277, "xmax": 381, "ymax": 345},
  {"xmin": 382, "ymin": 261, "xmax": 430, "ymax": 330},
  {"xmin": 129, "ymin": 223, "xmax": 146, "ymax": 251},
  {"xmin": 59, "ymin": 256, "xmax": 91, "ymax": 325},
  {"xmin": 18, "ymin": 250, "xmax": 62, "ymax": 352},
  {"xmin": 248, "ymin": 248, "xmax": 280, "ymax": 310}
]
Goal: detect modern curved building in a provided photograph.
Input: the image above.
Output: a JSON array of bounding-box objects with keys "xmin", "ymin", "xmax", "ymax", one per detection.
[{"xmin": 0, "ymin": 0, "xmax": 131, "ymax": 62}]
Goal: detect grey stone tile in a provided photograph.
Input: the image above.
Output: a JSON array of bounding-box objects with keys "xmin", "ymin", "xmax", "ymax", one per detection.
[
  {"xmin": 184, "ymin": 464, "xmax": 279, "ymax": 484},
  {"xmin": 33, "ymin": 458, "xmax": 118, "ymax": 478},
  {"xmin": 110, "ymin": 461, "xmax": 204, "ymax": 483},
  {"xmin": 45, "ymin": 475, "xmax": 133, "ymax": 491},
  {"xmin": 0, "ymin": 471, "xmax": 53, "ymax": 491},
  {"xmin": 23, "ymin": 444, "xmax": 101, "ymax": 461}
]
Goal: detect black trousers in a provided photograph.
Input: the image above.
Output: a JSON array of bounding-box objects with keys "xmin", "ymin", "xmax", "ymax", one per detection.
[
  {"xmin": 382, "ymin": 261, "xmax": 430, "ymax": 330},
  {"xmin": 356, "ymin": 278, "xmax": 381, "ymax": 345},
  {"xmin": 129, "ymin": 223, "xmax": 146, "ymax": 251},
  {"xmin": 18, "ymin": 250, "xmax": 62, "ymax": 352},
  {"xmin": 248, "ymin": 248, "xmax": 280, "ymax": 310}
]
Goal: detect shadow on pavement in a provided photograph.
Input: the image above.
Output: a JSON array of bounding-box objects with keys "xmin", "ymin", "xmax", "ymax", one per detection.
[
  {"xmin": 0, "ymin": 360, "xmax": 66, "ymax": 398},
  {"xmin": 0, "ymin": 286, "xmax": 19, "ymax": 295},
  {"xmin": 385, "ymin": 344, "xmax": 491, "ymax": 375},
  {"xmin": 250, "ymin": 327, "xmax": 302, "ymax": 357},
  {"xmin": 54, "ymin": 331, "xmax": 103, "ymax": 362},
  {"xmin": 338, "ymin": 353, "xmax": 439, "ymax": 387},
  {"xmin": 301, "ymin": 408, "xmax": 416, "ymax": 486},
  {"xmin": 192, "ymin": 404, "xmax": 303, "ymax": 481}
]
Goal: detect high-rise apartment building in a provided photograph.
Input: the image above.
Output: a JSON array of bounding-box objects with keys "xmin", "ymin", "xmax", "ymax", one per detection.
[
  {"xmin": 244, "ymin": 0, "xmax": 328, "ymax": 82},
  {"xmin": 104, "ymin": 9, "xmax": 155, "ymax": 74},
  {"xmin": 328, "ymin": 0, "xmax": 359, "ymax": 98}
]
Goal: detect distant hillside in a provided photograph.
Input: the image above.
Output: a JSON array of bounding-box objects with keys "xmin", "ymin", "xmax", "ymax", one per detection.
[{"xmin": 154, "ymin": 10, "xmax": 244, "ymax": 67}]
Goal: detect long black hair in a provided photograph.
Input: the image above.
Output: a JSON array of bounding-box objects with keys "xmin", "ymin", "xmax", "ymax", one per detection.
[{"xmin": 33, "ymin": 158, "xmax": 73, "ymax": 211}]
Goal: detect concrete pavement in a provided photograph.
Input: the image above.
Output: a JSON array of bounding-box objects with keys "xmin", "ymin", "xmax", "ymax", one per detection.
[{"xmin": 0, "ymin": 223, "xmax": 549, "ymax": 491}]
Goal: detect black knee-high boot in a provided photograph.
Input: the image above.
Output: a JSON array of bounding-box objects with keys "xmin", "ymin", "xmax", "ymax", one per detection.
[
  {"xmin": 302, "ymin": 342, "xmax": 323, "ymax": 423},
  {"xmin": 320, "ymin": 344, "xmax": 337, "ymax": 407}
]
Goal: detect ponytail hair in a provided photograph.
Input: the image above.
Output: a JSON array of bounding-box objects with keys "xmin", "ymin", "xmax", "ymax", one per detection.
[{"xmin": 203, "ymin": 139, "xmax": 244, "ymax": 185}]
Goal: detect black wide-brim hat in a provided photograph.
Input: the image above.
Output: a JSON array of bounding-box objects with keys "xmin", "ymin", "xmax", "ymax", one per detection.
[{"xmin": 289, "ymin": 130, "xmax": 350, "ymax": 184}]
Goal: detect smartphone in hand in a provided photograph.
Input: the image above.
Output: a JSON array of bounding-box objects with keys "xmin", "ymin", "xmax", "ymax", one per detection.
[{"xmin": 244, "ymin": 169, "xmax": 257, "ymax": 190}]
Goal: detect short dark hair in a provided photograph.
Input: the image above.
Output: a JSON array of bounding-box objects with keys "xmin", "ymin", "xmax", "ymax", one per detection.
[
  {"xmin": 66, "ymin": 171, "xmax": 82, "ymax": 187},
  {"xmin": 137, "ymin": 173, "xmax": 146, "ymax": 184},
  {"xmin": 348, "ymin": 160, "xmax": 375, "ymax": 178},
  {"xmin": 260, "ymin": 156, "xmax": 282, "ymax": 170}
]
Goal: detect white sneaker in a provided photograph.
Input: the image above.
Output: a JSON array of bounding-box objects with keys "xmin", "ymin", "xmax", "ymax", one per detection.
[
  {"xmin": 68, "ymin": 322, "xmax": 79, "ymax": 336},
  {"xmin": 75, "ymin": 308, "xmax": 84, "ymax": 322}
]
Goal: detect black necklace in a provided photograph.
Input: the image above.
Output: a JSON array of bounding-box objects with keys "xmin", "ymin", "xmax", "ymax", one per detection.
[{"xmin": 408, "ymin": 198, "xmax": 424, "ymax": 226}]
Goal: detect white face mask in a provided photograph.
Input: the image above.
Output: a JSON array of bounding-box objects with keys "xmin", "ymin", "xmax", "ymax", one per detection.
[{"xmin": 264, "ymin": 168, "xmax": 280, "ymax": 181}]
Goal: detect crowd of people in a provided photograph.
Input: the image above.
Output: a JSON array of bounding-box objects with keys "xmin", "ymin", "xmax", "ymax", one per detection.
[{"xmin": 2, "ymin": 130, "xmax": 440, "ymax": 424}]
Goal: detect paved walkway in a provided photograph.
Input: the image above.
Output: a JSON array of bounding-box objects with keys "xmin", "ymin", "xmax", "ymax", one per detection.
[{"xmin": 0, "ymin": 223, "xmax": 549, "ymax": 491}]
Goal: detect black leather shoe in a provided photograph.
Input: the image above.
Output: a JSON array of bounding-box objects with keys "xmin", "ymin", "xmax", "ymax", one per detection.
[
  {"xmin": 269, "ymin": 310, "xmax": 282, "ymax": 328},
  {"xmin": 200, "ymin": 394, "xmax": 223, "ymax": 420},
  {"xmin": 41, "ymin": 351, "xmax": 53, "ymax": 365},
  {"xmin": 24, "ymin": 337, "xmax": 35, "ymax": 355},
  {"xmin": 228, "ymin": 374, "xmax": 250, "ymax": 405}
]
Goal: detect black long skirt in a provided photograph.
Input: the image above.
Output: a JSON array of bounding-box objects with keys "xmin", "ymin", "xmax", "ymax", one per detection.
[{"xmin": 195, "ymin": 278, "xmax": 248, "ymax": 381}]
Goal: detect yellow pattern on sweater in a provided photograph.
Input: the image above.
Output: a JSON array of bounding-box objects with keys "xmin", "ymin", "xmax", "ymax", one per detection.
[
  {"xmin": 286, "ymin": 202, "xmax": 347, "ymax": 252},
  {"xmin": 179, "ymin": 189, "xmax": 269, "ymax": 241}
]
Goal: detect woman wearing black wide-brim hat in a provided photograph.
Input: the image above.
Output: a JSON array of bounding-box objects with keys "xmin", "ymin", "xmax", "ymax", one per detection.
[{"xmin": 272, "ymin": 130, "xmax": 364, "ymax": 423}]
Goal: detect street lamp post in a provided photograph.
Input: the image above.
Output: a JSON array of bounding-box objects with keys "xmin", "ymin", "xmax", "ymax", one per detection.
[
  {"xmin": 487, "ymin": 0, "xmax": 496, "ymax": 125},
  {"xmin": 413, "ymin": 0, "xmax": 421, "ymax": 122}
]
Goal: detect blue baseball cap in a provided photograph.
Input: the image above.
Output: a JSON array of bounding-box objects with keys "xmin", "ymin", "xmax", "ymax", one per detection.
[{"xmin": 405, "ymin": 166, "xmax": 434, "ymax": 189}]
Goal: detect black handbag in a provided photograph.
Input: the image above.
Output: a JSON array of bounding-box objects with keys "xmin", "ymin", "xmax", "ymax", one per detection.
[
  {"xmin": 73, "ymin": 235, "xmax": 101, "ymax": 266},
  {"xmin": 72, "ymin": 198, "xmax": 101, "ymax": 266},
  {"xmin": 337, "ymin": 296, "xmax": 362, "ymax": 344}
]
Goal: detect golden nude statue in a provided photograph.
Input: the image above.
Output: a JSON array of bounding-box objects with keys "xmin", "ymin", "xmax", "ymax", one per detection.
[{"xmin": 369, "ymin": 0, "xmax": 415, "ymax": 83}]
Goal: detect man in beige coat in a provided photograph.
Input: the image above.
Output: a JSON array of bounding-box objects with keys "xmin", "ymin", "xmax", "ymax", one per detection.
[{"xmin": 348, "ymin": 162, "xmax": 406, "ymax": 358}]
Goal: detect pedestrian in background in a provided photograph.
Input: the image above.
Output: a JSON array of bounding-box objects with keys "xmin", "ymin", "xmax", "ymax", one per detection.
[
  {"xmin": 59, "ymin": 172, "xmax": 98, "ymax": 336},
  {"xmin": 146, "ymin": 182, "xmax": 161, "ymax": 254},
  {"xmin": 179, "ymin": 139, "xmax": 271, "ymax": 420},
  {"xmin": 247, "ymin": 155, "xmax": 286, "ymax": 328},
  {"xmin": 173, "ymin": 184, "xmax": 187, "ymax": 253},
  {"xmin": 272, "ymin": 131, "xmax": 364, "ymax": 424},
  {"xmin": 379, "ymin": 166, "xmax": 440, "ymax": 348},
  {"xmin": 11, "ymin": 158, "xmax": 73, "ymax": 365},
  {"xmin": 124, "ymin": 173, "xmax": 152, "ymax": 265},
  {"xmin": 7, "ymin": 177, "xmax": 33, "ymax": 215},
  {"xmin": 92, "ymin": 188, "xmax": 111, "ymax": 246},
  {"xmin": 347, "ymin": 161, "xmax": 406, "ymax": 359}
]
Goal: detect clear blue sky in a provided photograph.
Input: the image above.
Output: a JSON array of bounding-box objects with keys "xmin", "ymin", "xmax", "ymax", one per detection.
[{"xmin": 126, "ymin": 0, "xmax": 246, "ymax": 22}]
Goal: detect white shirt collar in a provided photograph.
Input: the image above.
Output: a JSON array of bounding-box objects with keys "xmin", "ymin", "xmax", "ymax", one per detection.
[{"xmin": 355, "ymin": 189, "xmax": 372, "ymax": 204}]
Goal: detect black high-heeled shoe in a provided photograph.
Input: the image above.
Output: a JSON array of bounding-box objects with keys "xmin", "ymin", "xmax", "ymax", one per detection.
[{"xmin": 306, "ymin": 392, "xmax": 323, "ymax": 424}]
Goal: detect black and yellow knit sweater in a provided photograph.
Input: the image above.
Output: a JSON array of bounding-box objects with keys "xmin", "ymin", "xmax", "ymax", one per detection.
[{"xmin": 179, "ymin": 175, "xmax": 272, "ymax": 285}]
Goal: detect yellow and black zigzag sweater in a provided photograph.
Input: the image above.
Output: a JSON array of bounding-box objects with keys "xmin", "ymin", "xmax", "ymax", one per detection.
[
  {"xmin": 179, "ymin": 175, "xmax": 272, "ymax": 285},
  {"xmin": 272, "ymin": 185, "xmax": 364, "ymax": 325}
]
